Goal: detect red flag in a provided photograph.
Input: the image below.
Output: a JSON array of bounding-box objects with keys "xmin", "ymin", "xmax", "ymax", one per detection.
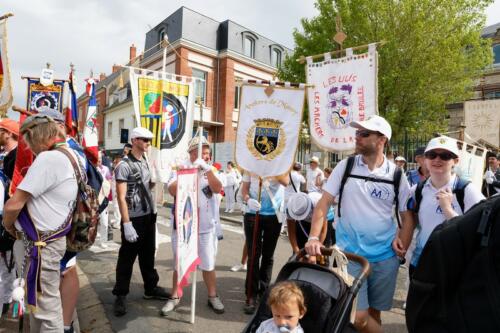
[{"xmin": 9, "ymin": 114, "xmax": 33, "ymax": 196}]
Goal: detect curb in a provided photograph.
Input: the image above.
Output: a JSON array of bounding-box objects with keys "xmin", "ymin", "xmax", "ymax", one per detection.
[{"xmin": 76, "ymin": 266, "xmax": 114, "ymax": 333}]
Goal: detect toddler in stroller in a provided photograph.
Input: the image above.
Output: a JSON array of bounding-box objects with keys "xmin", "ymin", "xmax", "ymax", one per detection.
[{"xmin": 243, "ymin": 248, "xmax": 370, "ymax": 333}]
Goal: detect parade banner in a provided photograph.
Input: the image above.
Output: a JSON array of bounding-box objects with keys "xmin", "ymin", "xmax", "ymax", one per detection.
[
  {"xmin": 82, "ymin": 78, "xmax": 99, "ymax": 164},
  {"xmin": 306, "ymin": 44, "xmax": 378, "ymax": 152},
  {"xmin": 130, "ymin": 69, "xmax": 194, "ymax": 183},
  {"xmin": 452, "ymin": 137, "xmax": 487, "ymax": 191},
  {"xmin": 235, "ymin": 84, "xmax": 305, "ymax": 178},
  {"xmin": 26, "ymin": 78, "xmax": 65, "ymax": 113},
  {"xmin": 0, "ymin": 18, "xmax": 12, "ymax": 116},
  {"xmin": 464, "ymin": 99, "xmax": 500, "ymax": 147},
  {"xmin": 175, "ymin": 168, "xmax": 200, "ymax": 298}
]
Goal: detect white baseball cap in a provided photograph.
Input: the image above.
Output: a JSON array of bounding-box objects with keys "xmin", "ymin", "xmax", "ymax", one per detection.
[
  {"xmin": 310, "ymin": 156, "xmax": 320, "ymax": 164},
  {"xmin": 286, "ymin": 192, "xmax": 322, "ymax": 221},
  {"xmin": 424, "ymin": 136, "xmax": 459, "ymax": 157},
  {"xmin": 130, "ymin": 127, "xmax": 154, "ymax": 140},
  {"xmin": 350, "ymin": 115, "xmax": 392, "ymax": 140},
  {"xmin": 395, "ymin": 156, "xmax": 406, "ymax": 162}
]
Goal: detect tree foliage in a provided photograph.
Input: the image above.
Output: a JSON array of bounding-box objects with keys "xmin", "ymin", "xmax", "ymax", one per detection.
[{"xmin": 279, "ymin": 0, "xmax": 494, "ymax": 139}]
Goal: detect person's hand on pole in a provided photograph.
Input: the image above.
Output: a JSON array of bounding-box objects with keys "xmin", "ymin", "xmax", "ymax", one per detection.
[
  {"xmin": 123, "ymin": 222, "xmax": 139, "ymax": 242},
  {"xmin": 194, "ymin": 158, "xmax": 211, "ymax": 173},
  {"xmin": 246, "ymin": 198, "xmax": 261, "ymax": 211}
]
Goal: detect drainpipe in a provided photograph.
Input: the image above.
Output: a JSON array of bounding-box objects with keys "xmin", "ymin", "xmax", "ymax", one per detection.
[{"xmin": 214, "ymin": 56, "xmax": 220, "ymax": 161}]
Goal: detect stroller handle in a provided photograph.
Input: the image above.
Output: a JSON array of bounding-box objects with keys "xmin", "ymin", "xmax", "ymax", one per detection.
[{"xmin": 297, "ymin": 247, "xmax": 371, "ymax": 278}]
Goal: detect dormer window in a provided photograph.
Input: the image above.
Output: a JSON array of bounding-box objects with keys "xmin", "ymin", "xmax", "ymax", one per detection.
[
  {"xmin": 159, "ymin": 28, "xmax": 167, "ymax": 44},
  {"xmin": 270, "ymin": 45, "xmax": 284, "ymax": 68},
  {"xmin": 242, "ymin": 31, "xmax": 258, "ymax": 59}
]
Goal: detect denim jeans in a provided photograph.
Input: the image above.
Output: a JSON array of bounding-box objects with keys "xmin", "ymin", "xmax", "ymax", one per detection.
[{"xmin": 244, "ymin": 213, "xmax": 281, "ymax": 300}]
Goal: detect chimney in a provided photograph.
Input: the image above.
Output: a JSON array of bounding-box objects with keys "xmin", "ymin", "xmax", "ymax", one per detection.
[
  {"xmin": 99, "ymin": 72, "xmax": 106, "ymax": 82},
  {"xmin": 112, "ymin": 64, "xmax": 121, "ymax": 73},
  {"xmin": 129, "ymin": 44, "xmax": 137, "ymax": 63}
]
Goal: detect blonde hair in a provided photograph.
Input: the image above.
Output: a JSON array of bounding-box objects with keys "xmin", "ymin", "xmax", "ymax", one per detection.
[
  {"xmin": 22, "ymin": 120, "xmax": 65, "ymax": 149},
  {"xmin": 268, "ymin": 281, "xmax": 307, "ymax": 315}
]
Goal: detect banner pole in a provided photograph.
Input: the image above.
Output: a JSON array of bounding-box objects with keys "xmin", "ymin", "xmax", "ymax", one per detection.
[
  {"xmin": 246, "ymin": 177, "xmax": 262, "ymax": 304},
  {"xmin": 191, "ymin": 96, "xmax": 203, "ymax": 324}
]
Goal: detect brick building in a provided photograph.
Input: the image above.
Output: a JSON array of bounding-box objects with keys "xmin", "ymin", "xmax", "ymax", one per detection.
[{"xmin": 79, "ymin": 7, "xmax": 290, "ymax": 161}]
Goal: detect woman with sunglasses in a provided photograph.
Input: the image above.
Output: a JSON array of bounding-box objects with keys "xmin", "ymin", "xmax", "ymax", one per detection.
[{"xmin": 395, "ymin": 136, "xmax": 484, "ymax": 276}]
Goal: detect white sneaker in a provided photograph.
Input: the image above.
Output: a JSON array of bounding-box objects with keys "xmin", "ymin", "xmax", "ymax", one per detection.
[
  {"xmin": 230, "ymin": 263, "xmax": 247, "ymax": 272},
  {"xmin": 208, "ymin": 295, "xmax": 224, "ymax": 314},
  {"xmin": 161, "ymin": 298, "xmax": 180, "ymax": 316},
  {"xmin": 228, "ymin": 209, "xmax": 234, "ymax": 213}
]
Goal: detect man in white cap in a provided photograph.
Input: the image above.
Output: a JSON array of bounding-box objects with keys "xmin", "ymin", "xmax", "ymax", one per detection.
[
  {"xmin": 306, "ymin": 156, "xmax": 324, "ymax": 193},
  {"xmin": 161, "ymin": 135, "xmax": 225, "ymax": 315},
  {"xmin": 112, "ymin": 127, "xmax": 170, "ymax": 317},
  {"xmin": 305, "ymin": 115, "xmax": 414, "ymax": 333},
  {"xmin": 395, "ymin": 156, "xmax": 406, "ymax": 171}
]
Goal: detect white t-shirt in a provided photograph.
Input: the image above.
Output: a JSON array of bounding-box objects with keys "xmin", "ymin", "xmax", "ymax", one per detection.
[
  {"xmin": 285, "ymin": 171, "xmax": 306, "ymax": 199},
  {"xmin": 15, "ymin": 149, "xmax": 79, "ymax": 232},
  {"xmin": 323, "ymin": 155, "xmax": 412, "ymax": 262},
  {"xmin": 256, "ymin": 318, "xmax": 304, "ymax": 333},
  {"xmin": 410, "ymin": 175, "xmax": 484, "ymax": 266},
  {"xmin": 306, "ymin": 167, "xmax": 324, "ymax": 193},
  {"xmin": 169, "ymin": 162, "xmax": 221, "ymax": 234}
]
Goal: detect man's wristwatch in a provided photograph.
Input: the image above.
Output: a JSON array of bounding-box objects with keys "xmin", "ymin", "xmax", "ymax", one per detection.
[{"xmin": 307, "ymin": 236, "xmax": 319, "ymax": 242}]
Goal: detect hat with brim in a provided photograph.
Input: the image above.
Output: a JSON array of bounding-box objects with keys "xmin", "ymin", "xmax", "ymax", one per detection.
[
  {"xmin": 188, "ymin": 135, "xmax": 210, "ymax": 152},
  {"xmin": 395, "ymin": 156, "xmax": 406, "ymax": 162},
  {"xmin": 350, "ymin": 115, "xmax": 392, "ymax": 140},
  {"xmin": 310, "ymin": 156, "xmax": 319, "ymax": 164},
  {"xmin": 287, "ymin": 192, "xmax": 312, "ymax": 221},
  {"xmin": 130, "ymin": 127, "xmax": 154, "ymax": 140},
  {"xmin": 0, "ymin": 118, "xmax": 20, "ymax": 136},
  {"xmin": 424, "ymin": 136, "xmax": 459, "ymax": 157},
  {"xmin": 38, "ymin": 109, "xmax": 65, "ymax": 123}
]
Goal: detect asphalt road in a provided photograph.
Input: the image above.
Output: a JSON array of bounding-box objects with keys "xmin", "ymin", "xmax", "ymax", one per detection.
[{"xmin": 75, "ymin": 204, "xmax": 409, "ymax": 333}]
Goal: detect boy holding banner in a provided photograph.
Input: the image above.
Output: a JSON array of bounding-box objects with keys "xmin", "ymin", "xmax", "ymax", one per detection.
[{"xmin": 162, "ymin": 135, "xmax": 225, "ymax": 316}]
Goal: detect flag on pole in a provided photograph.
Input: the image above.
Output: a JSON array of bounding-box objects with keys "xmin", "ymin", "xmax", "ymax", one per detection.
[
  {"xmin": 82, "ymin": 78, "xmax": 99, "ymax": 164},
  {"xmin": 305, "ymin": 44, "xmax": 378, "ymax": 152},
  {"xmin": 235, "ymin": 83, "xmax": 305, "ymax": 178},
  {"xmin": 0, "ymin": 17, "xmax": 13, "ymax": 116},
  {"xmin": 64, "ymin": 69, "xmax": 78, "ymax": 137}
]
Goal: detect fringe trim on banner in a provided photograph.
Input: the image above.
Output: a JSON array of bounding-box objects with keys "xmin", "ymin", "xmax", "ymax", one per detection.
[{"xmin": 177, "ymin": 257, "xmax": 201, "ymax": 298}]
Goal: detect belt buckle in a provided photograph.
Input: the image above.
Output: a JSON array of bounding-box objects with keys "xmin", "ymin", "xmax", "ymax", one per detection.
[{"xmin": 15, "ymin": 230, "xmax": 24, "ymax": 240}]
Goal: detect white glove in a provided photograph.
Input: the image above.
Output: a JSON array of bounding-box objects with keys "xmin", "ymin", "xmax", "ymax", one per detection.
[
  {"xmin": 123, "ymin": 222, "xmax": 138, "ymax": 243},
  {"xmin": 194, "ymin": 158, "xmax": 211, "ymax": 172},
  {"xmin": 247, "ymin": 198, "xmax": 261, "ymax": 211},
  {"xmin": 486, "ymin": 176, "xmax": 495, "ymax": 184}
]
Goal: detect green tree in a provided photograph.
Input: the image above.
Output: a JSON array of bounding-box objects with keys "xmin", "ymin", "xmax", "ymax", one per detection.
[{"xmin": 279, "ymin": 0, "xmax": 494, "ymax": 139}]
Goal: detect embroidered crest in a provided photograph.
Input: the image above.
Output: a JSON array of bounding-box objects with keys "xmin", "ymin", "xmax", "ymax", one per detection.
[
  {"xmin": 246, "ymin": 118, "xmax": 286, "ymax": 160},
  {"xmin": 439, "ymin": 138, "xmax": 447, "ymax": 144}
]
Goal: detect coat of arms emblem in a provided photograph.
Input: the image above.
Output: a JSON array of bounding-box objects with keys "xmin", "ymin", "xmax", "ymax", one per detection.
[{"xmin": 246, "ymin": 118, "xmax": 286, "ymax": 160}]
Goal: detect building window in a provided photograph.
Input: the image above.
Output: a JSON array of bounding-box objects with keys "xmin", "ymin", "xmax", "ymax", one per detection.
[
  {"xmin": 244, "ymin": 36, "xmax": 255, "ymax": 58},
  {"xmin": 107, "ymin": 121, "xmax": 112, "ymax": 138},
  {"xmin": 234, "ymin": 85, "xmax": 241, "ymax": 109},
  {"xmin": 118, "ymin": 118, "xmax": 124, "ymax": 135},
  {"xmin": 159, "ymin": 28, "xmax": 167, "ymax": 44},
  {"xmin": 493, "ymin": 44, "xmax": 500, "ymax": 66},
  {"xmin": 192, "ymin": 68, "xmax": 207, "ymax": 105},
  {"xmin": 271, "ymin": 48, "xmax": 282, "ymax": 67}
]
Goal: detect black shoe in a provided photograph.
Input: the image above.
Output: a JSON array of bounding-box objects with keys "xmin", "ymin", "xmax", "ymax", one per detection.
[
  {"xmin": 2, "ymin": 303, "xmax": 9, "ymax": 315},
  {"xmin": 243, "ymin": 299, "xmax": 256, "ymax": 314},
  {"xmin": 143, "ymin": 286, "xmax": 171, "ymax": 300},
  {"xmin": 64, "ymin": 322, "xmax": 74, "ymax": 333},
  {"xmin": 113, "ymin": 296, "xmax": 127, "ymax": 317}
]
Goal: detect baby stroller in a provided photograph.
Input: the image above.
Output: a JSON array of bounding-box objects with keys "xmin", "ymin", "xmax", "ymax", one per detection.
[{"xmin": 242, "ymin": 247, "xmax": 370, "ymax": 333}]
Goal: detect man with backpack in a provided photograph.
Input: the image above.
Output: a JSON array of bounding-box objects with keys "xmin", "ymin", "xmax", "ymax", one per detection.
[
  {"xmin": 305, "ymin": 115, "xmax": 414, "ymax": 333},
  {"xmin": 3, "ymin": 114, "xmax": 82, "ymax": 332},
  {"xmin": 112, "ymin": 127, "xmax": 169, "ymax": 317}
]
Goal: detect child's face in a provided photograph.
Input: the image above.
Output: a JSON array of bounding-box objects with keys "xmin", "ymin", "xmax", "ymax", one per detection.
[{"xmin": 271, "ymin": 303, "xmax": 303, "ymax": 331}]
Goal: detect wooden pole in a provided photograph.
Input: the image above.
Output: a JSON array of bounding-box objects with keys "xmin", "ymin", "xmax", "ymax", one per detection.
[
  {"xmin": 0, "ymin": 13, "xmax": 14, "ymax": 21},
  {"xmin": 296, "ymin": 40, "xmax": 387, "ymax": 64},
  {"xmin": 246, "ymin": 177, "xmax": 263, "ymax": 304}
]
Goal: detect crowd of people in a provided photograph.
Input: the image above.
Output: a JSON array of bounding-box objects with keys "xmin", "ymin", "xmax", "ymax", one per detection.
[{"xmin": 0, "ymin": 110, "xmax": 498, "ymax": 333}]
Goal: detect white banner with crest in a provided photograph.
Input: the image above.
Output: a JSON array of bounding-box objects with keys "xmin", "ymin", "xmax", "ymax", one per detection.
[
  {"xmin": 235, "ymin": 84, "xmax": 305, "ymax": 178},
  {"xmin": 306, "ymin": 44, "xmax": 378, "ymax": 152},
  {"xmin": 464, "ymin": 99, "xmax": 500, "ymax": 147}
]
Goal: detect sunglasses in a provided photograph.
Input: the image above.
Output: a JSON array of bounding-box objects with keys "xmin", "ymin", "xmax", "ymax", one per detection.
[
  {"xmin": 424, "ymin": 151, "xmax": 457, "ymax": 161},
  {"xmin": 355, "ymin": 130, "xmax": 382, "ymax": 138},
  {"xmin": 137, "ymin": 137, "xmax": 151, "ymax": 143}
]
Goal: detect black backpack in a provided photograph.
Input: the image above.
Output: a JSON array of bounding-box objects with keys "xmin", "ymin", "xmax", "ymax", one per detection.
[
  {"xmin": 412, "ymin": 176, "xmax": 470, "ymax": 214},
  {"xmin": 337, "ymin": 156, "xmax": 403, "ymax": 228},
  {"xmin": 406, "ymin": 195, "xmax": 500, "ymax": 333}
]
